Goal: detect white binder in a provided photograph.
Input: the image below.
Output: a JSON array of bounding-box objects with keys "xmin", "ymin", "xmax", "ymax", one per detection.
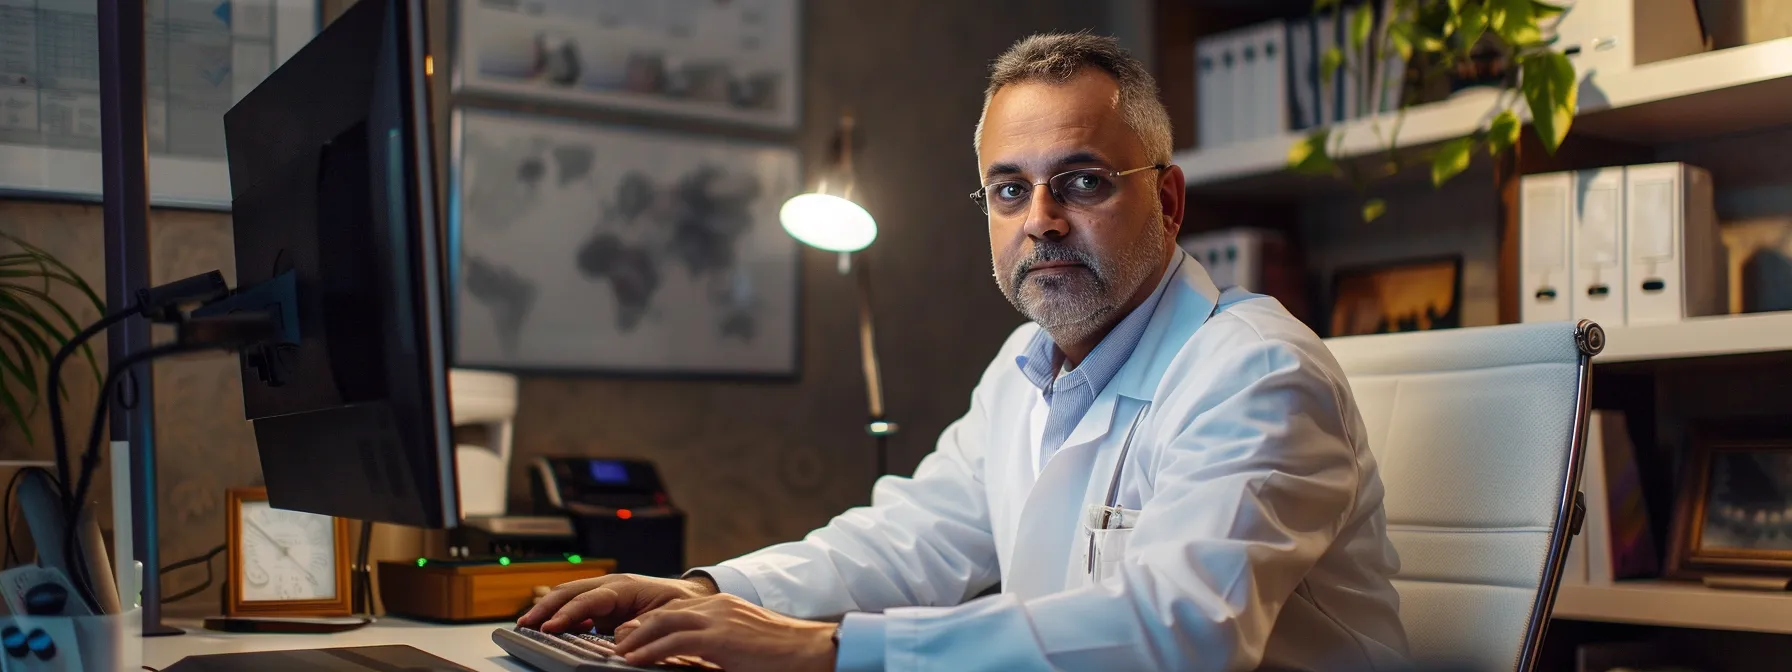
[
  {"xmin": 1624, "ymin": 162, "xmax": 1726, "ymax": 325},
  {"xmin": 1197, "ymin": 32, "xmax": 1239, "ymax": 148},
  {"xmin": 1179, "ymin": 228, "xmax": 1277, "ymax": 292},
  {"xmin": 1196, "ymin": 38, "xmax": 1223, "ymax": 148},
  {"xmin": 1256, "ymin": 21, "xmax": 1289, "ymax": 139},
  {"xmin": 1521, "ymin": 171, "xmax": 1574, "ymax": 323},
  {"xmin": 1572, "ymin": 167, "xmax": 1627, "ymax": 327},
  {"xmin": 1315, "ymin": 9, "xmax": 1337, "ymax": 125},
  {"xmin": 1233, "ymin": 31, "xmax": 1259, "ymax": 143},
  {"xmin": 1288, "ymin": 18, "xmax": 1316, "ymax": 130}
]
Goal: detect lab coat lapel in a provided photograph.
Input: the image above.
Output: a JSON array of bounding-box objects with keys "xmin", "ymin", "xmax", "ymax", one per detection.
[{"xmin": 1003, "ymin": 254, "xmax": 1223, "ymax": 599}]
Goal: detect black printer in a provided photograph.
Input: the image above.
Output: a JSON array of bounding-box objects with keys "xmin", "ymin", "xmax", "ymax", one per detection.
[{"xmin": 525, "ymin": 457, "xmax": 686, "ymax": 577}]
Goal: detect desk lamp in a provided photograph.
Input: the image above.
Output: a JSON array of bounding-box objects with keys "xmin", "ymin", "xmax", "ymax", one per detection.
[{"xmin": 779, "ymin": 113, "xmax": 898, "ymax": 477}]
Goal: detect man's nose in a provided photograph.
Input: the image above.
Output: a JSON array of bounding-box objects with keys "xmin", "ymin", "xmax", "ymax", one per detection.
[{"xmin": 1021, "ymin": 183, "xmax": 1070, "ymax": 240}]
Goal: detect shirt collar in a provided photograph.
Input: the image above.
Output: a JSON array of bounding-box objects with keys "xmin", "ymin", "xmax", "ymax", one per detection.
[{"xmin": 1015, "ymin": 254, "xmax": 1184, "ymax": 397}]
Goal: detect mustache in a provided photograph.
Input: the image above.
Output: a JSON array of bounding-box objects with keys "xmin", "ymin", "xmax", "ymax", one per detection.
[{"xmin": 1016, "ymin": 241, "xmax": 1097, "ymax": 279}]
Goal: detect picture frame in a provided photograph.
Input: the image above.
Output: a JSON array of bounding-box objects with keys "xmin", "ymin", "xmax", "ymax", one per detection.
[
  {"xmin": 453, "ymin": 0, "xmax": 802, "ymax": 131},
  {"xmin": 1327, "ymin": 255, "xmax": 1463, "ymax": 338},
  {"xmin": 450, "ymin": 107, "xmax": 802, "ymax": 377},
  {"xmin": 225, "ymin": 486, "xmax": 353, "ymax": 617},
  {"xmin": 0, "ymin": 0, "xmax": 320, "ymax": 208},
  {"xmin": 1666, "ymin": 421, "xmax": 1792, "ymax": 579}
]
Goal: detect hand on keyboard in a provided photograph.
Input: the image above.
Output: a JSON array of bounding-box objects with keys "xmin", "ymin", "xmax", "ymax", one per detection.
[
  {"xmin": 496, "ymin": 626, "xmax": 722, "ymax": 671},
  {"xmin": 609, "ymin": 594, "xmax": 837, "ymax": 672},
  {"xmin": 519, "ymin": 574, "xmax": 719, "ymax": 635}
]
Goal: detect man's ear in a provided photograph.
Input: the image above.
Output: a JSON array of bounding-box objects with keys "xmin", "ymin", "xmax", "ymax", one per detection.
[{"xmin": 1158, "ymin": 164, "xmax": 1186, "ymax": 240}]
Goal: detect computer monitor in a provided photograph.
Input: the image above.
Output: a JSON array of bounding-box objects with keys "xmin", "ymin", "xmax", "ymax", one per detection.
[{"xmin": 217, "ymin": 0, "xmax": 457, "ymax": 528}]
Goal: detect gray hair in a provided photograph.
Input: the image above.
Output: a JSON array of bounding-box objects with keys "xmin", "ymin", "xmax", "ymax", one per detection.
[{"xmin": 975, "ymin": 32, "xmax": 1174, "ymax": 166}]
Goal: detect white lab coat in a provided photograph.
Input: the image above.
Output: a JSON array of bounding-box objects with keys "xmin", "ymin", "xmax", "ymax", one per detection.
[{"xmin": 714, "ymin": 253, "xmax": 1410, "ymax": 671}]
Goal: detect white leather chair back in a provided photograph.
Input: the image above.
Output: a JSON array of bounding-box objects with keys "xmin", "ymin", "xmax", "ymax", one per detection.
[{"xmin": 1328, "ymin": 321, "xmax": 1602, "ymax": 672}]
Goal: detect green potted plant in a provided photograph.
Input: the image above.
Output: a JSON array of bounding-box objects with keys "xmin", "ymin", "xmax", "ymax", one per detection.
[
  {"xmin": 1288, "ymin": 0, "xmax": 1580, "ymax": 221},
  {"xmin": 0, "ymin": 231, "xmax": 104, "ymax": 446}
]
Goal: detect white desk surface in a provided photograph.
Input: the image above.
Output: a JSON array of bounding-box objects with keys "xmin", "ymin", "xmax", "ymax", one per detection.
[{"xmin": 144, "ymin": 618, "xmax": 533, "ymax": 671}]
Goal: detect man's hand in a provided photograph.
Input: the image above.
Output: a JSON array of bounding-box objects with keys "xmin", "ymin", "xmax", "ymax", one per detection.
[
  {"xmin": 518, "ymin": 573, "xmax": 719, "ymax": 634},
  {"xmin": 613, "ymin": 594, "xmax": 836, "ymax": 672}
]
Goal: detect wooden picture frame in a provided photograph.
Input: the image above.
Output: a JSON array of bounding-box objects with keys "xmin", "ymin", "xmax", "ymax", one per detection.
[
  {"xmin": 1327, "ymin": 255, "xmax": 1464, "ymax": 338},
  {"xmin": 226, "ymin": 486, "xmax": 354, "ymax": 617},
  {"xmin": 1666, "ymin": 422, "xmax": 1792, "ymax": 579}
]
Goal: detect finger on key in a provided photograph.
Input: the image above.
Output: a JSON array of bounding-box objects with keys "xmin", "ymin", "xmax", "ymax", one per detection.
[
  {"xmin": 613, "ymin": 611, "xmax": 704, "ymax": 656},
  {"xmin": 519, "ymin": 577, "xmax": 610, "ymax": 627},
  {"xmin": 543, "ymin": 586, "xmax": 626, "ymax": 633}
]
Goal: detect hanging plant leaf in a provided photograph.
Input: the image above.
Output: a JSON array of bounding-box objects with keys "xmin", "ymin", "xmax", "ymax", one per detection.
[
  {"xmin": 1487, "ymin": 109, "xmax": 1521, "ymax": 156},
  {"xmin": 1288, "ymin": 129, "xmax": 1336, "ymax": 175},
  {"xmin": 1520, "ymin": 51, "xmax": 1577, "ymax": 154},
  {"xmin": 1363, "ymin": 198, "xmax": 1389, "ymax": 223},
  {"xmin": 1432, "ymin": 137, "xmax": 1475, "ymax": 187}
]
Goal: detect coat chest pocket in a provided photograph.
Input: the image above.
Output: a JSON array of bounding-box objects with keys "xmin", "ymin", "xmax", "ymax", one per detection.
[{"xmin": 1078, "ymin": 506, "xmax": 1140, "ymax": 583}]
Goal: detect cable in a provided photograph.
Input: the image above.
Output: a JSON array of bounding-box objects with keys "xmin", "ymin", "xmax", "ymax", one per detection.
[
  {"xmin": 355, "ymin": 521, "xmax": 374, "ymax": 615},
  {"xmin": 62, "ymin": 342, "xmax": 205, "ymax": 614},
  {"xmin": 46, "ymin": 306, "xmax": 136, "ymax": 507},
  {"xmin": 159, "ymin": 543, "xmax": 226, "ymax": 605},
  {"xmin": 2, "ymin": 467, "xmax": 31, "ymax": 568}
]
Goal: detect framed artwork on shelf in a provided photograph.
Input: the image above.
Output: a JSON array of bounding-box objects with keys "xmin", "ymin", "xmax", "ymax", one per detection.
[
  {"xmin": 454, "ymin": 0, "xmax": 801, "ymax": 130},
  {"xmin": 0, "ymin": 0, "xmax": 320, "ymax": 208},
  {"xmin": 1327, "ymin": 255, "xmax": 1463, "ymax": 338},
  {"xmin": 451, "ymin": 107, "xmax": 801, "ymax": 376},
  {"xmin": 1666, "ymin": 420, "xmax": 1792, "ymax": 579}
]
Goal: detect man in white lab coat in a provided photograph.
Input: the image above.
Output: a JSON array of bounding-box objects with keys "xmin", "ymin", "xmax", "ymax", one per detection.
[{"xmin": 520, "ymin": 33, "xmax": 1409, "ymax": 672}]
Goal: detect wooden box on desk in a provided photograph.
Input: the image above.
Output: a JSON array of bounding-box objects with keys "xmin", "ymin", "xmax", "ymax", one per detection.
[{"xmin": 376, "ymin": 559, "xmax": 614, "ymax": 622}]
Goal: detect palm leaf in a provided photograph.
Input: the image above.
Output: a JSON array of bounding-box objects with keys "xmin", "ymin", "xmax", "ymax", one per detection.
[
  {"xmin": 0, "ymin": 328, "xmax": 41, "ymax": 419},
  {"xmin": 0, "ymin": 233, "xmax": 106, "ymax": 444},
  {"xmin": 1, "ymin": 283, "xmax": 103, "ymax": 382},
  {"xmin": 0, "ymin": 232, "xmax": 104, "ymax": 317},
  {"xmin": 0, "ymin": 371, "xmax": 32, "ymax": 445}
]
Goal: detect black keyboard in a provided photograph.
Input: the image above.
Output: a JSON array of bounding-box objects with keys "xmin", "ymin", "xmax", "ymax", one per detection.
[{"xmin": 491, "ymin": 627, "xmax": 722, "ymax": 672}]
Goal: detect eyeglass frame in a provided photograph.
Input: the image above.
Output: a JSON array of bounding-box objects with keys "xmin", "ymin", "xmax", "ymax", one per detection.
[{"xmin": 968, "ymin": 163, "xmax": 1167, "ymax": 217}]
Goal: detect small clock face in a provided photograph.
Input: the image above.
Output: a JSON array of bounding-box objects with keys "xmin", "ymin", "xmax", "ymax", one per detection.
[{"xmin": 237, "ymin": 501, "xmax": 339, "ymax": 602}]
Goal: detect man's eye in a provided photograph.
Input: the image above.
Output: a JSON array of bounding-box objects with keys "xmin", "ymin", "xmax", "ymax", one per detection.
[{"xmin": 1066, "ymin": 173, "xmax": 1104, "ymax": 192}]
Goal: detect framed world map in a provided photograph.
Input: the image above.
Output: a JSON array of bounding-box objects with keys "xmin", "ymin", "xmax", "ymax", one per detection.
[{"xmin": 451, "ymin": 108, "xmax": 800, "ymax": 376}]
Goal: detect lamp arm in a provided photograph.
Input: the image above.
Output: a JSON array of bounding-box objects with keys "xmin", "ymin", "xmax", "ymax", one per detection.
[
  {"xmin": 854, "ymin": 254, "xmax": 896, "ymax": 480},
  {"xmin": 854, "ymin": 254, "xmax": 889, "ymax": 424}
]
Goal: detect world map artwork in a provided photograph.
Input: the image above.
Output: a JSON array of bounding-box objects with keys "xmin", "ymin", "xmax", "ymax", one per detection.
[{"xmin": 455, "ymin": 111, "xmax": 797, "ymax": 374}]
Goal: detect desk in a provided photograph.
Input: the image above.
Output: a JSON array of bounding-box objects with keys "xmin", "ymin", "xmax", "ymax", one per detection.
[{"xmin": 144, "ymin": 618, "xmax": 530, "ymax": 671}]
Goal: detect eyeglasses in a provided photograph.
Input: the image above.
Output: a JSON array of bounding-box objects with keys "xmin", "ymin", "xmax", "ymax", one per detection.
[{"xmin": 969, "ymin": 164, "xmax": 1165, "ymax": 218}]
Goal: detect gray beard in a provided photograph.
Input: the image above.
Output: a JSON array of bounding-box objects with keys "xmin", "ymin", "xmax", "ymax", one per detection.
[{"xmin": 994, "ymin": 216, "xmax": 1167, "ymax": 346}]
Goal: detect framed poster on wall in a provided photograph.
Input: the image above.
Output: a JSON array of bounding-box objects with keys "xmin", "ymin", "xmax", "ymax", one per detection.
[
  {"xmin": 454, "ymin": 0, "xmax": 801, "ymax": 130},
  {"xmin": 0, "ymin": 0, "xmax": 319, "ymax": 208},
  {"xmin": 451, "ymin": 107, "xmax": 801, "ymax": 376}
]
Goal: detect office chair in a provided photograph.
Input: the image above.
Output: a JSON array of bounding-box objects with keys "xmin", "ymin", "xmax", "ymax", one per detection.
[{"xmin": 1328, "ymin": 320, "xmax": 1603, "ymax": 672}]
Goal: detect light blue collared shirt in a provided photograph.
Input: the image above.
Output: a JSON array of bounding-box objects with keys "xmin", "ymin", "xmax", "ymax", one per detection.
[{"xmin": 697, "ymin": 255, "xmax": 1183, "ymax": 671}]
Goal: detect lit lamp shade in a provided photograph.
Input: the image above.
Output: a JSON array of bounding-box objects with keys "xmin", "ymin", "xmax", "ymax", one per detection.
[{"xmin": 780, "ymin": 192, "xmax": 877, "ymax": 253}]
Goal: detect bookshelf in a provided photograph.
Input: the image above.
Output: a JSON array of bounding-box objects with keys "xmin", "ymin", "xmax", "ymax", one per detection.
[
  {"xmin": 1174, "ymin": 36, "xmax": 1792, "ymax": 193},
  {"xmin": 1155, "ymin": 3, "xmax": 1792, "ymax": 648},
  {"xmin": 1555, "ymin": 580, "xmax": 1792, "ymax": 635},
  {"xmin": 1322, "ymin": 311, "xmax": 1792, "ymax": 365}
]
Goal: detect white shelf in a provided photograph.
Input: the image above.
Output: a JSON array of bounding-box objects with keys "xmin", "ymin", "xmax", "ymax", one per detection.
[
  {"xmin": 1596, "ymin": 311, "xmax": 1792, "ymax": 363},
  {"xmin": 1177, "ymin": 36, "xmax": 1792, "ymax": 193},
  {"xmin": 1319, "ymin": 312, "xmax": 1792, "ymax": 365},
  {"xmin": 1553, "ymin": 580, "xmax": 1792, "ymax": 634}
]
